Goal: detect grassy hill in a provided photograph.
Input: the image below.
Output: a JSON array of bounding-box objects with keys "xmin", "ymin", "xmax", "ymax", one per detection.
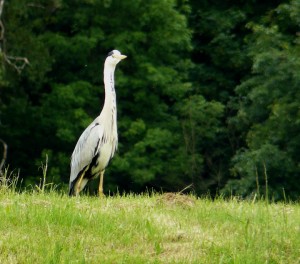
[{"xmin": 0, "ymin": 188, "xmax": 299, "ymax": 263}]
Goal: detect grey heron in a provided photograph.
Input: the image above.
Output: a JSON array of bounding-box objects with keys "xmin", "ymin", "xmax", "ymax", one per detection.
[{"xmin": 69, "ymin": 50, "xmax": 127, "ymax": 196}]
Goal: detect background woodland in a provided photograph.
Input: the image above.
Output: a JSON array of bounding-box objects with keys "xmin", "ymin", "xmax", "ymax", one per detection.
[{"xmin": 0, "ymin": 0, "xmax": 299, "ymax": 200}]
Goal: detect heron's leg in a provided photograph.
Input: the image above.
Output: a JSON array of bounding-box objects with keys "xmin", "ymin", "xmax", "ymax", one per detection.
[
  {"xmin": 99, "ymin": 170, "xmax": 105, "ymax": 197},
  {"xmin": 76, "ymin": 173, "xmax": 85, "ymax": 196}
]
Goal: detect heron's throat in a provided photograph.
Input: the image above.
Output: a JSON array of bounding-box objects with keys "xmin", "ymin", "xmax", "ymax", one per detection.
[
  {"xmin": 104, "ymin": 66, "xmax": 115, "ymax": 93},
  {"xmin": 103, "ymin": 64, "xmax": 117, "ymax": 110},
  {"xmin": 102, "ymin": 63, "xmax": 118, "ymax": 149}
]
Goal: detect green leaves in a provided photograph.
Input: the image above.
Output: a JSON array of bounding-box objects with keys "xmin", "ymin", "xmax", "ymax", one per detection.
[
  {"xmin": 1, "ymin": 0, "xmax": 299, "ymax": 199},
  {"xmin": 226, "ymin": 0, "xmax": 300, "ymax": 199},
  {"xmin": 226, "ymin": 144, "xmax": 296, "ymax": 200}
]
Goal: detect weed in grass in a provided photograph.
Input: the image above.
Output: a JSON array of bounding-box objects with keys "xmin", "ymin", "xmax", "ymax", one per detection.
[{"xmin": 0, "ymin": 167, "xmax": 19, "ymax": 193}]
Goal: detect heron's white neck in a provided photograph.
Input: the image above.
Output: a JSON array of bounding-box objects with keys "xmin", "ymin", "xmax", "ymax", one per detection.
[{"xmin": 103, "ymin": 62, "xmax": 117, "ymax": 112}]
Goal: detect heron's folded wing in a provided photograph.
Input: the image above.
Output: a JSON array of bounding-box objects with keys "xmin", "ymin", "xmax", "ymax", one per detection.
[{"xmin": 70, "ymin": 121, "xmax": 104, "ymax": 183}]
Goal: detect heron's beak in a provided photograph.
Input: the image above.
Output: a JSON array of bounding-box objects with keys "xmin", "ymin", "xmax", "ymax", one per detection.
[{"xmin": 116, "ymin": 54, "xmax": 127, "ymax": 60}]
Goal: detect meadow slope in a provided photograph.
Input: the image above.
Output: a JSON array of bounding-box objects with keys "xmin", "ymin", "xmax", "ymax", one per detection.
[{"xmin": 0, "ymin": 190, "xmax": 299, "ymax": 263}]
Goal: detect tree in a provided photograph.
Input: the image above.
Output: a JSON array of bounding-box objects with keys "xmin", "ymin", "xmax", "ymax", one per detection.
[
  {"xmin": 1, "ymin": 0, "xmax": 298, "ymax": 199},
  {"xmin": 188, "ymin": 0, "xmax": 292, "ymax": 196},
  {"xmin": 1, "ymin": 0, "xmax": 197, "ymax": 193},
  {"xmin": 224, "ymin": 0, "xmax": 300, "ymax": 200}
]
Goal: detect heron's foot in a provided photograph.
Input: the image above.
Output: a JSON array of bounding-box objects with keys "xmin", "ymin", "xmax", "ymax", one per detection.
[{"xmin": 98, "ymin": 189, "xmax": 106, "ymax": 198}]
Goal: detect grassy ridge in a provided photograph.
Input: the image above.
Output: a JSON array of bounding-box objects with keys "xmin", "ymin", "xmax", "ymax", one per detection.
[{"xmin": 0, "ymin": 190, "xmax": 299, "ymax": 263}]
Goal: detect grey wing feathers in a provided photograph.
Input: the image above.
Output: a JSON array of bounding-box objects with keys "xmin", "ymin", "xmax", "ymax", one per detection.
[{"xmin": 70, "ymin": 120, "xmax": 104, "ymax": 184}]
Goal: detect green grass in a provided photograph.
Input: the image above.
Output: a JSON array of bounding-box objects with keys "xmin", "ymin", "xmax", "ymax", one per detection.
[{"xmin": 0, "ymin": 189, "xmax": 299, "ymax": 264}]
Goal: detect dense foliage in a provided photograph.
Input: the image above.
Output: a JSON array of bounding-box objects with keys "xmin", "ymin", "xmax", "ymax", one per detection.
[{"xmin": 0, "ymin": 0, "xmax": 299, "ymax": 199}]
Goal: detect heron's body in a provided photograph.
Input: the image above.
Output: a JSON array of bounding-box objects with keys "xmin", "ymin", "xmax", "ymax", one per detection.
[{"xmin": 69, "ymin": 50, "xmax": 126, "ymax": 196}]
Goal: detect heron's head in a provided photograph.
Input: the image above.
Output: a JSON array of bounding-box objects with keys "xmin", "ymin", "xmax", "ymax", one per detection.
[{"xmin": 105, "ymin": 50, "xmax": 127, "ymax": 66}]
